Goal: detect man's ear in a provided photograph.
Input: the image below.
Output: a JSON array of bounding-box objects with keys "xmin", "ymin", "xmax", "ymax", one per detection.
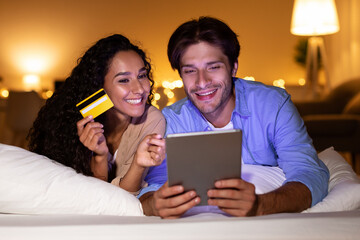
[{"xmin": 232, "ymin": 62, "xmax": 238, "ymax": 77}]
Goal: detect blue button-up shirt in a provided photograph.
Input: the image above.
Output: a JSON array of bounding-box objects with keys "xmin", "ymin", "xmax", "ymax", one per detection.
[{"xmin": 140, "ymin": 78, "xmax": 329, "ymax": 206}]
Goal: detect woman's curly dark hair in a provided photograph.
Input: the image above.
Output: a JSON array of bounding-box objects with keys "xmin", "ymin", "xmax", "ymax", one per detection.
[{"xmin": 27, "ymin": 34, "xmax": 155, "ymax": 176}]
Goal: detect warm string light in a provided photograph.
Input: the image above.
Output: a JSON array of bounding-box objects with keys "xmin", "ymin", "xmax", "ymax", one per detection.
[
  {"xmin": 243, "ymin": 76, "xmax": 255, "ymax": 81},
  {"xmin": 41, "ymin": 90, "xmax": 53, "ymax": 99},
  {"xmin": 244, "ymin": 76, "xmax": 306, "ymax": 89},
  {"xmin": 0, "ymin": 88, "xmax": 9, "ymax": 98},
  {"xmin": 298, "ymin": 78, "xmax": 306, "ymax": 86},
  {"xmin": 154, "ymin": 93, "xmax": 161, "ymax": 101},
  {"xmin": 152, "ymin": 80, "xmax": 183, "ymax": 109},
  {"xmin": 273, "ymin": 79, "xmax": 286, "ymax": 89}
]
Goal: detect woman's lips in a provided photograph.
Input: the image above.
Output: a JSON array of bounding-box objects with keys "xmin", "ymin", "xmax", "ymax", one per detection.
[{"xmin": 126, "ymin": 97, "xmax": 143, "ymax": 105}]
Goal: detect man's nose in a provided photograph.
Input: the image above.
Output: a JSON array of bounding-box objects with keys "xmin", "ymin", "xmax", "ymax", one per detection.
[{"xmin": 196, "ymin": 69, "xmax": 211, "ymax": 88}]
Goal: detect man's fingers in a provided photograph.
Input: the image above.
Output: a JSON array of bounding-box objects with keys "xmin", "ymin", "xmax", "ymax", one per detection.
[
  {"xmin": 159, "ymin": 196, "xmax": 200, "ymax": 219},
  {"xmin": 208, "ymin": 188, "xmax": 242, "ymax": 200},
  {"xmin": 158, "ymin": 190, "xmax": 197, "ymax": 209},
  {"xmin": 218, "ymin": 207, "xmax": 249, "ymax": 217},
  {"xmin": 216, "ymin": 197, "xmax": 258, "ymax": 217},
  {"xmin": 208, "ymin": 198, "xmax": 253, "ymax": 208},
  {"xmin": 206, "ymin": 179, "xmax": 258, "ymax": 217},
  {"xmin": 155, "ymin": 186, "xmax": 199, "ymax": 217},
  {"xmin": 214, "ymin": 178, "xmax": 250, "ymax": 189},
  {"xmin": 156, "ymin": 182, "xmax": 184, "ymax": 199},
  {"xmin": 153, "ymin": 182, "xmax": 200, "ymax": 218}
]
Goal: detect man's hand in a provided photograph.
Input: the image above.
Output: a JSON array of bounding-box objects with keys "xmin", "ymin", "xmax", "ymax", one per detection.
[
  {"xmin": 140, "ymin": 182, "xmax": 200, "ymax": 219},
  {"xmin": 207, "ymin": 179, "xmax": 258, "ymax": 216},
  {"xmin": 207, "ymin": 179, "xmax": 312, "ymax": 216}
]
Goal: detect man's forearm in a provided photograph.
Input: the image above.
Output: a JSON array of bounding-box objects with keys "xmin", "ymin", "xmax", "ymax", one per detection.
[{"xmin": 256, "ymin": 182, "xmax": 312, "ymax": 215}]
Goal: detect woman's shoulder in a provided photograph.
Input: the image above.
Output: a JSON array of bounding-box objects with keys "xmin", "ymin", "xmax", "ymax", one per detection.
[
  {"xmin": 146, "ymin": 105, "xmax": 165, "ymax": 121},
  {"xmin": 125, "ymin": 105, "xmax": 166, "ymax": 138}
]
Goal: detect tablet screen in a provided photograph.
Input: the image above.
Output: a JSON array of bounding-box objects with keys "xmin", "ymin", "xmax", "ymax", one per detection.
[{"xmin": 166, "ymin": 129, "xmax": 242, "ymax": 205}]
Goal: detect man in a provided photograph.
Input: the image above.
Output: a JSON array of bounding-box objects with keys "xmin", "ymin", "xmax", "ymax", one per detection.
[{"xmin": 139, "ymin": 16, "xmax": 329, "ymax": 218}]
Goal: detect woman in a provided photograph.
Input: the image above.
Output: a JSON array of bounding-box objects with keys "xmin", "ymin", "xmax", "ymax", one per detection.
[{"xmin": 28, "ymin": 34, "xmax": 166, "ymax": 194}]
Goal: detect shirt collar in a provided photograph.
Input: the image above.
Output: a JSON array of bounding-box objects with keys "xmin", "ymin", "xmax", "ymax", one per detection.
[
  {"xmin": 233, "ymin": 78, "xmax": 251, "ymax": 117},
  {"xmin": 185, "ymin": 99, "xmax": 213, "ymax": 132}
]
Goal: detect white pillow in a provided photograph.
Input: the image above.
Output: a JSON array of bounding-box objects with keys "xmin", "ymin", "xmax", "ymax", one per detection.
[
  {"xmin": 242, "ymin": 147, "xmax": 360, "ymax": 212},
  {"xmin": 242, "ymin": 164, "xmax": 285, "ymax": 194},
  {"xmin": 0, "ymin": 144, "xmax": 144, "ymax": 216},
  {"xmin": 304, "ymin": 147, "xmax": 360, "ymax": 212}
]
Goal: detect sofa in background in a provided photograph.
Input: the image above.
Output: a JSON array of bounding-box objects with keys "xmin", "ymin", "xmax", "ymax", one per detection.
[{"xmin": 294, "ymin": 78, "xmax": 360, "ymax": 170}]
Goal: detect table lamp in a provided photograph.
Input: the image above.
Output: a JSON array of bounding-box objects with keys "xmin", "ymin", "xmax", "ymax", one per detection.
[{"xmin": 291, "ymin": 0, "xmax": 340, "ymax": 98}]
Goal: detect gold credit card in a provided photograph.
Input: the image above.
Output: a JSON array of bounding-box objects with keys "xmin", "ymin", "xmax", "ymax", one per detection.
[{"xmin": 76, "ymin": 88, "xmax": 114, "ymax": 118}]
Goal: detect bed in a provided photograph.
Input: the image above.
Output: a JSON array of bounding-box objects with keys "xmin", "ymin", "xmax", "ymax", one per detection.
[{"xmin": 1, "ymin": 144, "xmax": 360, "ymax": 239}]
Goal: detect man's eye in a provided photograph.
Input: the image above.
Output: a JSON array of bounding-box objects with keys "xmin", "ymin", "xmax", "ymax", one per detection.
[
  {"xmin": 208, "ymin": 65, "xmax": 221, "ymax": 71},
  {"xmin": 183, "ymin": 69, "xmax": 196, "ymax": 74}
]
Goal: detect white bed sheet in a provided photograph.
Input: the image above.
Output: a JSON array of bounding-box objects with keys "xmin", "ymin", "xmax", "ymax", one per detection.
[{"xmin": 1, "ymin": 211, "xmax": 359, "ymax": 240}]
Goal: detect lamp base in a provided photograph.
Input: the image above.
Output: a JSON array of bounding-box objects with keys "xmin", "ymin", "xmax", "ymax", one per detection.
[{"xmin": 305, "ymin": 36, "xmax": 331, "ymax": 99}]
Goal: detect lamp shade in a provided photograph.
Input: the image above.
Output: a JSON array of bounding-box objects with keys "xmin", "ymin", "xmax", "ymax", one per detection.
[{"xmin": 291, "ymin": 0, "xmax": 340, "ymax": 36}]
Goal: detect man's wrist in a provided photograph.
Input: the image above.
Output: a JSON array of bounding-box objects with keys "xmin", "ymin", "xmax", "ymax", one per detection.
[
  {"xmin": 254, "ymin": 193, "xmax": 276, "ymax": 216},
  {"xmin": 139, "ymin": 192, "xmax": 156, "ymax": 216},
  {"xmin": 247, "ymin": 194, "xmax": 260, "ymax": 216},
  {"xmin": 254, "ymin": 182, "xmax": 312, "ymax": 215}
]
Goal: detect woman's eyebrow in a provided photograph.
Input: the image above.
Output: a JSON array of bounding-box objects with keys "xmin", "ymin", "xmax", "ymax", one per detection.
[
  {"xmin": 113, "ymin": 67, "xmax": 147, "ymax": 78},
  {"xmin": 113, "ymin": 71, "xmax": 130, "ymax": 78},
  {"xmin": 138, "ymin": 67, "xmax": 147, "ymax": 73}
]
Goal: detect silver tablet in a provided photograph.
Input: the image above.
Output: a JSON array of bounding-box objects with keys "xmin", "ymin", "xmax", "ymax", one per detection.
[{"xmin": 166, "ymin": 129, "xmax": 242, "ymax": 205}]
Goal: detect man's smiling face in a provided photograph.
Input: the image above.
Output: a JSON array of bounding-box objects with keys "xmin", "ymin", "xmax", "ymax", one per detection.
[{"xmin": 179, "ymin": 41, "xmax": 236, "ymax": 120}]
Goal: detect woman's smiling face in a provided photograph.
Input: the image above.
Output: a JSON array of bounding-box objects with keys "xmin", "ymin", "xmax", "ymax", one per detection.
[{"xmin": 103, "ymin": 50, "xmax": 150, "ymax": 119}]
